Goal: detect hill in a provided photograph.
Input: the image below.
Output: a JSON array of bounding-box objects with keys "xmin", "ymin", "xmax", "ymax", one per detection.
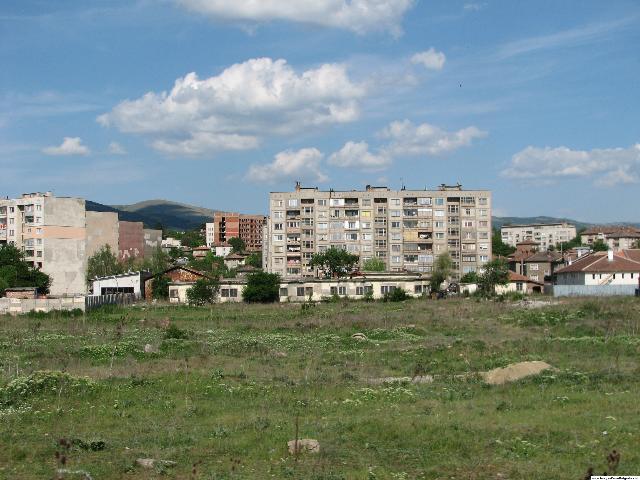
[
  {"xmin": 492, "ymin": 215, "xmax": 593, "ymax": 231},
  {"xmin": 86, "ymin": 199, "xmax": 217, "ymax": 231}
]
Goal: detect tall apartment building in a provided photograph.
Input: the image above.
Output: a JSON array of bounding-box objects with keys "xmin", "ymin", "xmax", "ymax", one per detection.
[
  {"xmin": 206, "ymin": 212, "xmax": 266, "ymax": 252},
  {"xmin": 500, "ymin": 222, "xmax": 577, "ymax": 251},
  {"xmin": 0, "ymin": 192, "xmax": 87, "ymax": 296},
  {"xmin": 265, "ymin": 183, "xmax": 492, "ymax": 280}
]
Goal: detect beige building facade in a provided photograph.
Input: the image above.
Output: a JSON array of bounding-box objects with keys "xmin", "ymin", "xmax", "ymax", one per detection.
[
  {"xmin": 265, "ymin": 184, "xmax": 492, "ymax": 280},
  {"xmin": 0, "ymin": 192, "xmax": 87, "ymax": 296},
  {"xmin": 501, "ymin": 222, "xmax": 576, "ymax": 251}
]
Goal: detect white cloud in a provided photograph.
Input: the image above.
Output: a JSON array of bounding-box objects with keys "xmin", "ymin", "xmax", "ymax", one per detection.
[
  {"xmin": 328, "ymin": 141, "xmax": 391, "ymax": 170},
  {"xmin": 380, "ymin": 120, "xmax": 487, "ymax": 156},
  {"xmin": 108, "ymin": 141, "xmax": 126, "ymax": 155},
  {"xmin": 463, "ymin": 3, "xmax": 486, "ymax": 12},
  {"xmin": 410, "ymin": 48, "xmax": 446, "ymax": 71},
  {"xmin": 42, "ymin": 137, "xmax": 90, "ymax": 156},
  {"xmin": 502, "ymin": 144, "xmax": 640, "ymax": 187},
  {"xmin": 177, "ymin": 0, "xmax": 415, "ymax": 35},
  {"xmin": 246, "ymin": 148, "xmax": 328, "ymax": 183},
  {"xmin": 98, "ymin": 57, "xmax": 364, "ymax": 156}
]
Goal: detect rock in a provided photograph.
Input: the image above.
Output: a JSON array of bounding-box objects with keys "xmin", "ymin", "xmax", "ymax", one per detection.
[
  {"xmin": 482, "ymin": 361, "xmax": 553, "ymax": 385},
  {"xmin": 351, "ymin": 333, "xmax": 367, "ymax": 341},
  {"xmin": 143, "ymin": 344, "xmax": 156, "ymax": 354},
  {"xmin": 136, "ymin": 458, "xmax": 176, "ymax": 469},
  {"xmin": 369, "ymin": 375, "xmax": 433, "ymax": 385},
  {"xmin": 288, "ymin": 439, "xmax": 320, "ymax": 455}
]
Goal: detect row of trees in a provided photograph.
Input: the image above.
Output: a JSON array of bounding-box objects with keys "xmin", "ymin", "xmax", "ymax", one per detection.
[{"xmin": 0, "ymin": 244, "xmax": 51, "ymax": 295}]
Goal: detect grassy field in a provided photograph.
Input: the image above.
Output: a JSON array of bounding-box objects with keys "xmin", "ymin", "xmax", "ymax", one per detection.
[{"xmin": 1, "ymin": 297, "xmax": 639, "ymax": 479}]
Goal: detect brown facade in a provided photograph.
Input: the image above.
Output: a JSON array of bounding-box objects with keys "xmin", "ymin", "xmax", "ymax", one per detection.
[
  {"xmin": 213, "ymin": 212, "xmax": 266, "ymax": 252},
  {"xmin": 118, "ymin": 221, "xmax": 144, "ymax": 261}
]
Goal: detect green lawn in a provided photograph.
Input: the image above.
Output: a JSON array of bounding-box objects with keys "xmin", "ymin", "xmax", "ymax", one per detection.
[{"xmin": 1, "ymin": 297, "xmax": 639, "ymax": 479}]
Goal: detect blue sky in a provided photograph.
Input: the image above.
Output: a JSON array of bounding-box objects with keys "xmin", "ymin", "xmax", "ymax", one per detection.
[{"xmin": 1, "ymin": 0, "xmax": 639, "ymax": 221}]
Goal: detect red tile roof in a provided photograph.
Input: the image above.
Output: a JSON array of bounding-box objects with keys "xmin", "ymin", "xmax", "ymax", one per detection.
[
  {"xmin": 508, "ymin": 271, "xmax": 544, "ymax": 285},
  {"xmin": 556, "ymin": 251, "xmax": 640, "ymax": 274}
]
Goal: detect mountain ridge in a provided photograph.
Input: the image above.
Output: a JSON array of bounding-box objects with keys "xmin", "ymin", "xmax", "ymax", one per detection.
[{"xmin": 87, "ymin": 199, "xmax": 639, "ymax": 232}]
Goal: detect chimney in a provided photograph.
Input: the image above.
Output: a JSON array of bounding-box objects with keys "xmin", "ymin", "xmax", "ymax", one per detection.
[
  {"xmin": 608, "ymin": 250, "xmax": 614, "ymax": 261},
  {"xmin": 295, "ymin": 181, "xmax": 301, "ymax": 192}
]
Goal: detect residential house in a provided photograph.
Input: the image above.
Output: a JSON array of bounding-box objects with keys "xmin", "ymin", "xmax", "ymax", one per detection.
[{"xmin": 581, "ymin": 226, "xmax": 640, "ymax": 251}]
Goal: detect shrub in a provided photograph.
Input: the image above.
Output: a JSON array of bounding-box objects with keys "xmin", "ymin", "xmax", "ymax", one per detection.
[
  {"xmin": 152, "ymin": 275, "xmax": 170, "ymax": 300},
  {"xmin": 186, "ymin": 278, "xmax": 219, "ymax": 306},
  {"xmin": 164, "ymin": 324, "xmax": 189, "ymax": 340},
  {"xmin": 242, "ymin": 272, "xmax": 280, "ymax": 303},
  {"xmin": 1, "ymin": 371, "xmax": 95, "ymax": 405},
  {"xmin": 383, "ymin": 288, "xmax": 408, "ymax": 302}
]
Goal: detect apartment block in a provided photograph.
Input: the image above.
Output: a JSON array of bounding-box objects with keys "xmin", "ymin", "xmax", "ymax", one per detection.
[
  {"xmin": 0, "ymin": 192, "xmax": 87, "ymax": 296},
  {"xmin": 501, "ymin": 222, "xmax": 576, "ymax": 251},
  {"xmin": 206, "ymin": 212, "xmax": 266, "ymax": 252},
  {"xmin": 581, "ymin": 225, "xmax": 640, "ymax": 251},
  {"xmin": 265, "ymin": 183, "xmax": 492, "ymax": 280}
]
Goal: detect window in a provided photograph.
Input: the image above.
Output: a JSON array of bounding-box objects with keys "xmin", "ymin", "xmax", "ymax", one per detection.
[
  {"xmin": 479, "ymin": 243, "xmax": 489, "ymax": 251},
  {"xmin": 414, "ymin": 285, "xmax": 423, "ymax": 294},
  {"xmin": 274, "ymin": 223, "xmax": 283, "ymax": 230},
  {"xmin": 338, "ymin": 286, "xmax": 347, "ymax": 295},
  {"xmin": 529, "ymin": 264, "xmax": 539, "ymax": 271},
  {"xmin": 169, "ymin": 288, "xmax": 179, "ymax": 298},
  {"xmin": 297, "ymin": 287, "xmax": 305, "ymax": 297},
  {"xmin": 516, "ymin": 282, "xmax": 523, "ymax": 292},
  {"xmin": 391, "ymin": 255, "xmax": 401, "ymax": 263},
  {"xmin": 273, "ymin": 200, "xmax": 283, "ymax": 207},
  {"xmin": 317, "ymin": 222, "xmax": 328, "ymax": 229},
  {"xmin": 279, "ymin": 288, "xmax": 288, "ymax": 296},
  {"xmin": 273, "ymin": 234, "xmax": 284, "ymax": 242},
  {"xmin": 36, "ymin": 228, "xmax": 42, "ymax": 234},
  {"xmin": 273, "ymin": 211, "xmax": 284, "ymax": 219},
  {"xmin": 435, "ymin": 198, "xmax": 444, "ymax": 206},
  {"xmin": 361, "ymin": 210, "xmax": 371, "ymax": 217},
  {"xmin": 418, "ymin": 197, "xmax": 432, "ymax": 205},
  {"xmin": 391, "ymin": 244, "xmax": 401, "ymax": 252},
  {"xmin": 362, "ymin": 199, "xmax": 371, "ymax": 206},
  {"xmin": 221, "ymin": 288, "xmax": 238, "ymax": 298},
  {"xmin": 381, "ymin": 285, "xmax": 396, "ymax": 294},
  {"xmin": 330, "ymin": 286, "xmax": 337, "ymax": 295},
  {"xmin": 463, "ymin": 221, "xmax": 474, "ymax": 228},
  {"xmin": 362, "ymin": 222, "xmax": 371, "ymax": 229},
  {"xmin": 391, "ymin": 221, "xmax": 401, "ymax": 228},
  {"xmin": 362, "ymin": 233, "xmax": 372, "ymax": 241},
  {"xmin": 391, "ymin": 199, "xmax": 400, "ymax": 206},
  {"xmin": 330, "ymin": 198, "xmax": 345, "ymax": 207},
  {"xmin": 318, "ymin": 199, "xmax": 327, "ymax": 206},
  {"xmin": 435, "ymin": 210, "xmax": 445, "ymax": 217},
  {"xmin": 435, "ymin": 232, "xmax": 445, "ymax": 239},
  {"xmin": 288, "ymin": 199, "xmax": 298, "ymax": 207}
]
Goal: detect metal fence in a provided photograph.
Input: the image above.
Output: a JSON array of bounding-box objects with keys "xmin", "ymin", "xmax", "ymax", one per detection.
[
  {"xmin": 552, "ymin": 285, "xmax": 638, "ymax": 297},
  {"xmin": 85, "ymin": 293, "xmax": 139, "ymax": 311}
]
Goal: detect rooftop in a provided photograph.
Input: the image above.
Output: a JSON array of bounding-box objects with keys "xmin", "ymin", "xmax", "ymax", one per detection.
[{"xmin": 556, "ymin": 250, "xmax": 640, "ymax": 274}]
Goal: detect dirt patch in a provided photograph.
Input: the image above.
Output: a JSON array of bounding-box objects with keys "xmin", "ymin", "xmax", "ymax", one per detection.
[{"xmin": 482, "ymin": 361, "xmax": 553, "ymax": 385}]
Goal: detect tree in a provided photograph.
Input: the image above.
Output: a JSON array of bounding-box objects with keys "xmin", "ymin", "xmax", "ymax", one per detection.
[
  {"xmin": 459, "ymin": 271, "xmax": 479, "ymax": 284},
  {"xmin": 151, "ymin": 275, "xmax": 170, "ymax": 300},
  {"xmin": 310, "ymin": 247, "xmax": 359, "ymax": 278},
  {"xmin": 228, "ymin": 237, "xmax": 246, "ymax": 254},
  {"xmin": 478, "ymin": 259, "xmax": 510, "ymax": 295},
  {"xmin": 492, "ymin": 229, "xmax": 516, "ymax": 257},
  {"xmin": 363, "ymin": 257, "xmax": 385, "ymax": 272},
  {"xmin": 144, "ymin": 247, "xmax": 171, "ymax": 275},
  {"xmin": 430, "ymin": 253, "xmax": 452, "ymax": 293},
  {"xmin": 244, "ymin": 251, "xmax": 262, "ymax": 268},
  {"xmin": 557, "ymin": 229, "xmax": 586, "ymax": 251},
  {"xmin": 179, "ymin": 229, "xmax": 206, "ymax": 248},
  {"xmin": 242, "ymin": 272, "xmax": 280, "ymax": 303},
  {"xmin": 592, "ymin": 239, "xmax": 609, "ymax": 252},
  {"xmin": 87, "ymin": 245, "xmax": 122, "ymax": 280},
  {"xmin": 186, "ymin": 278, "xmax": 219, "ymax": 306},
  {"xmin": 0, "ymin": 244, "xmax": 51, "ymax": 294},
  {"xmin": 189, "ymin": 252, "xmax": 226, "ymax": 276},
  {"xmin": 383, "ymin": 287, "xmax": 408, "ymax": 302}
]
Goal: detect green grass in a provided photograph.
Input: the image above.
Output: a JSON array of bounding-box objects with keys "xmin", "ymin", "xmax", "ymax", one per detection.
[{"xmin": 1, "ymin": 297, "xmax": 639, "ymax": 479}]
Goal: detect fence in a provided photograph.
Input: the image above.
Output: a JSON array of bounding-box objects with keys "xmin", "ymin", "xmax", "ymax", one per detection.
[
  {"xmin": 553, "ymin": 285, "xmax": 638, "ymax": 297},
  {"xmin": 0, "ymin": 296, "xmax": 85, "ymax": 315},
  {"xmin": 85, "ymin": 293, "xmax": 139, "ymax": 311}
]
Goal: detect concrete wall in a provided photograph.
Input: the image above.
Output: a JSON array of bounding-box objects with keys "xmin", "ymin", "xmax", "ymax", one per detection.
[
  {"xmin": 86, "ymin": 211, "xmax": 119, "ymax": 258},
  {"xmin": 118, "ymin": 221, "xmax": 144, "ymax": 261},
  {"xmin": 553, "ymin": 285, "xmax": 638, "ymax": 297},
  {"xmin": 0, "ymin": 296, "xmax": 85, "ymax": 315},
  {"xmin": 43, "ymin": 198, "xmax": 87, "ymax": 296},
  {"xmin": 143, "ymin": 229, "xmax": 162, "ymax": 257}
]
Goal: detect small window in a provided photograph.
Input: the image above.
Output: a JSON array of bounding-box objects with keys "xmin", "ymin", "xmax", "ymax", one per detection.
[
  {"xmin": 330, "ymin": 286, "xmax": 338, "ymax": 295},
  {"xmin": 296, "ymin": 287, "xmax": 305, "ymax": 297},
  {"xmin": 338, "ymin": 286, "xmax": 347, "ymax": 295},
  {"xmin": 355, "ymin": 286, "xmax": 364, "ymax": 295},
  {"xmin": 414, "ymin": 285, "xmax": 423, "ymax": 294},
  {"xmin": 279, "ymin": 288, "xmax": 288, "ymax": 296}
]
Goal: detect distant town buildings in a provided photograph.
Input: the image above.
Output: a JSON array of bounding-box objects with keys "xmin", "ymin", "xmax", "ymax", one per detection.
[
  {"xmin": 1, "ymin": 192, "xmax": 161, "ymax": 296},
  {"xmin": 555, "ymin": 250, "xmax": 640, "ymax": 287},
  {"xmin": 500, "ymin": 222, "xmax": 576, "ymax": 251},
  {"xmin": 581, "ymin": 225, "xmax": 640, "ymax": 251},
  {"xmin": 206, "ymin": 211, "xmax": 266, "ymax": 252},
  {"xmin": 265, "ymin": 183, "xmax": 492, "ymax": 280}
]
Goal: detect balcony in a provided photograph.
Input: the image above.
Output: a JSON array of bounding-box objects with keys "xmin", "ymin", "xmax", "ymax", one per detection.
[
  {"xmin": 345, "ymin": 210, "xmax": 359, "ymax": 217},
  {"xmin": 403, "ymin": 198, "xmax": 418, "ymax": 206}
]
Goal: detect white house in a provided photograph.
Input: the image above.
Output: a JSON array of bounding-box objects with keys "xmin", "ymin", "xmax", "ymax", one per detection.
[
  {"xmin": 555, "ymin": 250, "xmax": 640, "ymax": 286},
  {"xmin": 90, "ymin": 271, "xmax": 151, "ymax": 297}
]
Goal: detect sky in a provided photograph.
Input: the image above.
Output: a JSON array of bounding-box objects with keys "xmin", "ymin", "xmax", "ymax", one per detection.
[{"xmin": 1, "ymin": 0, "xmax": 639, "ymax": 222}]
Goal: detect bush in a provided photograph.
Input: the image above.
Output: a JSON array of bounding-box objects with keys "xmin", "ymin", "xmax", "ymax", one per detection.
[
  {"xmin": 163, "ymin": 324, "xmax": 190, "ymax": 340},
  {"xmin": 186, "ymin": 278, "xmax": 219, "ymax": 306},
  {"xmin": 152, "ymin": 275, "xmax": 170, "ymax": 300},
  {"xmin": 242, "ymin": 272, "xmax": 280, "ymax": 303},
  {"xmin": 383, "ymin": 288, "xmax": 408, "ymax": 302}
]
